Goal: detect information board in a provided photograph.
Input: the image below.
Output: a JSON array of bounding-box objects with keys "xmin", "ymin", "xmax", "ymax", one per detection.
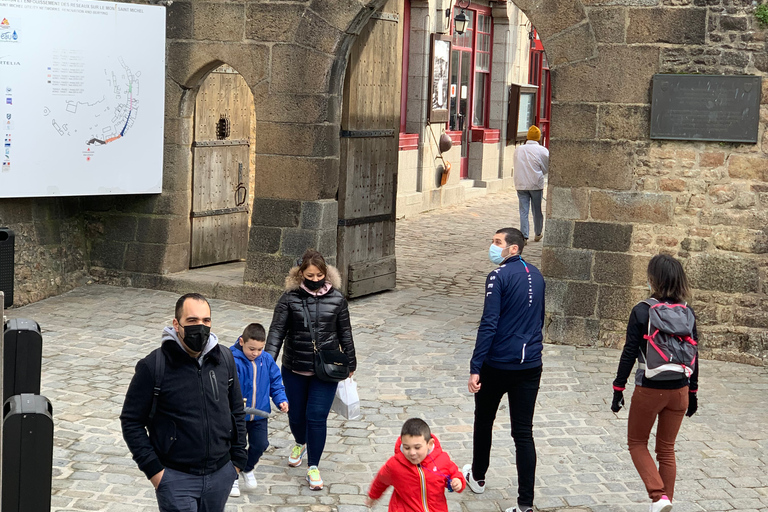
[
  {"xmin": 0, "ymin": 0, "xmax": 165, "ymax": 198},
  {"xmin": 650, "ymin": 74, "xmax": 761, "ymax": 143}
]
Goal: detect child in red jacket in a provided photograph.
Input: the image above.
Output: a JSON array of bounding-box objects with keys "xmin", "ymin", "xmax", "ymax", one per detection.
[{"xmin": 365, "ymin": 418, "xmax": 465, "ymax": 512}]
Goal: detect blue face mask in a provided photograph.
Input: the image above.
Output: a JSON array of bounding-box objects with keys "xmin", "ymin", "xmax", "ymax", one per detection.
[{"xmin": 489, "ymin": 244, "xmax": 506, "ymax": 265}]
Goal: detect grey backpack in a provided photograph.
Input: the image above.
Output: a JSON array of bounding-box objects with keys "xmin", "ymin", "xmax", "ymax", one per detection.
[{"xmin": 638, "ymin": 299, "xmax": 697, "ymax": 381}]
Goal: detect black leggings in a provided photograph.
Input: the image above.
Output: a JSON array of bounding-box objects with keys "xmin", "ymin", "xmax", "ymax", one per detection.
[{"xmin": 472, "ymin": 363, "xmax": 542, "ymax": 506}]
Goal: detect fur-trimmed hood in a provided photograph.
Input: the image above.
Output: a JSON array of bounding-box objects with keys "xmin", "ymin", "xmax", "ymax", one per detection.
[{"xmin": 284, "ymin": 265, "xmax": 342, "ymax": 291}]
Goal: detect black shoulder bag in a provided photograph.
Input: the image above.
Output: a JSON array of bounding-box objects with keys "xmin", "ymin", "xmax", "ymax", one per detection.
[{"xmin": 301, "ymin": 298, "xmax": 350, "ymax": 383}]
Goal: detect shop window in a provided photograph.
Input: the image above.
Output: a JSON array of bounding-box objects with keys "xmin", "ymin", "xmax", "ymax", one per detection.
[
  {"xmin": 528, "ymin": 28, "xmax": 551, "ymax": 148},
  {"xmin": 448, "ymin": 5, "xmax": 492, "ymax": 132},
  {"xmin": 473, "ymin": 13, "xmax": 491, "ymax": 126}
]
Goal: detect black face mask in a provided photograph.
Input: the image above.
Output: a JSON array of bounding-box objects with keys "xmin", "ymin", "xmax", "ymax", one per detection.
[
  {"xmin": 180, "ymin": 324, "xmax": 210, "ymax": 353},
  {"xmin": 303, "ymin": 278, "xmax": 325, "ymax": 291}
]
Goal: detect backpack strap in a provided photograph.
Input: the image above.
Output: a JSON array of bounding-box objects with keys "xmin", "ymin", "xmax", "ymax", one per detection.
[
  {"xmin": 149, "ymin": 348, "xmax": 165, "ymax": 422},
  {"xmin": 223, "ymin": 347, "xmax": 235, "ymax": 389},
  {"xmin": 638, "ymin": 299, "xmax": 660, "ymax": 366}
]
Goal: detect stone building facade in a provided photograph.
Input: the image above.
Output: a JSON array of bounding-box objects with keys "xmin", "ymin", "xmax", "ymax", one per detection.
[
  {"xmin": 0, "ymin": 0, "xmax": 766, "ymax": 364},
  {"xmin": 396, "ymin": 2, "xmax": 532, "ymax": 217}
]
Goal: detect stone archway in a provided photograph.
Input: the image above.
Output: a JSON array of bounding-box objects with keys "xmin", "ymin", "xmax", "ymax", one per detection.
[{"xmin": 84, "ymin": 0, "xmax": 765, "ymax": 363}]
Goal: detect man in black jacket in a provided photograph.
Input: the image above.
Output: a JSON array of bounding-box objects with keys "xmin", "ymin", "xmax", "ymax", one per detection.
[{"xmin": 120, "ymin": 293, "xmax": 247, "ymax": 512}]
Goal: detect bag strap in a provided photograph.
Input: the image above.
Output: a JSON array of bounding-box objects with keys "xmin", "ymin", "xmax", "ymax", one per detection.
[
  {"xmin": 301, "ymin": 299, "xmax": 318, "ymax": 351},
  {"xmin": 639, "ymin": 299, "xmax": 659, "ymax": 365},
  {"xmin": 223, "ymin": 347, "xmax": 234, "ymax": 389},
  {"xmin": 149, "ymin": 348, "xmax": 165, "ymax": 422}
]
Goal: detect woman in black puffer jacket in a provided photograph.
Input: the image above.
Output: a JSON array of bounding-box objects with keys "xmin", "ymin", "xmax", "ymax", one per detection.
[{"xmin": 266, "ymin": 249, "xmax": 356, "ymax": 491}]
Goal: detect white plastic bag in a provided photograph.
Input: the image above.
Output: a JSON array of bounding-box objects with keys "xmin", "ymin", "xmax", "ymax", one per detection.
[{"xmin": 331, "ymin": 377, "xmax": 361, "ymax": 420}]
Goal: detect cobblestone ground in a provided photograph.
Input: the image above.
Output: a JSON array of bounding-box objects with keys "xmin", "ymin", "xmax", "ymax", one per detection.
[{"xmin": 7, "ymin": 193, "xmax": 767, "ymax": 512}]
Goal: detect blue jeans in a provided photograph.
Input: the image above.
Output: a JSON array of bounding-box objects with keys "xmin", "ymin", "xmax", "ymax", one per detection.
[
  {"xmin": 517, "ymin": 189, "xmax": 544, "ymax": 239},
  {"xmin": 155, "ymin": 462, "xmax": 237, "ymax": 512},
  {"xmin": 281, "ymin": 370, "xmax": 338, "ymax": 467},
  {"xmin": 244, "ymin": 420, "xmax": 269, "ymax": 472}
]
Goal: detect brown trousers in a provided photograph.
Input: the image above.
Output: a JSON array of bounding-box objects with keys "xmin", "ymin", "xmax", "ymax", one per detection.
[{"xmin": 627, "ymin": 385, "xmax": 688, "ymax": 501}]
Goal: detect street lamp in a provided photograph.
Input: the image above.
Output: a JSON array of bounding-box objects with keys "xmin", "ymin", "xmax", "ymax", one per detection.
[{"xmin": 453, "ymin": 0, "xmax": 470, "ymax": 35}]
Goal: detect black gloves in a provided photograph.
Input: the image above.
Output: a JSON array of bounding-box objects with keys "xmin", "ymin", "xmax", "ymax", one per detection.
[
  {"xmin": 610, "ymin": 390, "xmax": 625, "ymax": 412},
  {"xmin": 686, "ymin": 392, "xmax": 698, "ymax": 417}
]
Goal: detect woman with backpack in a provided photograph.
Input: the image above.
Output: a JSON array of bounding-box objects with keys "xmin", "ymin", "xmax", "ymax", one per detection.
[
  {"xmin": 610, "ymin": 254, "xmax": 699, "ymax": 512},
  {"xmin": 265, "ymin": 249, "xmax": 356, "ymax": 491}
]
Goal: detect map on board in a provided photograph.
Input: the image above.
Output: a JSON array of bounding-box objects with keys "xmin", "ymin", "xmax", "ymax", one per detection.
[{"xmin": 0, "ymin": 0, "xmax": 165, "ymax": 198}]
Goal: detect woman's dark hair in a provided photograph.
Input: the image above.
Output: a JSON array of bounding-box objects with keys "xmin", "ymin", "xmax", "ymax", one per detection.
[
  {"xmin": 299, "ymin": 248, "xmax": 328, "ymax": 276},
  {"xmin": 647, "ymin": 254, "xmax": 691, "ymax": 303},
  {"xmin": 401, "ymin": 418, "xmax": 432, "ymax": 441}
]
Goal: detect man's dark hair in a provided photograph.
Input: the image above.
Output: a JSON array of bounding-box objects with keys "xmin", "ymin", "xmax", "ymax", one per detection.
[
  {"xmin": 174, "ymin": 293, "xmax": 211, "ymax": 321},
  {"xmin": 648, "ymin": 254, "xmax": 691, "ymax": 303},
  {"xmin": 496, "ymin": 227, "xmax": 526, "ymax": 255},
  {"xmin": 401, "ymin": 418, "xmax": 431, "ymax": 441},
  {"xmin": 242, "ymin": 323, "xmax": 266, "ymax": 342}
]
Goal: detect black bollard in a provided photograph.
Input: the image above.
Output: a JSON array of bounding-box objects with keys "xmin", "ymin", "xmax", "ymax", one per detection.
[
  {"xmin": 0, "ymin": 228, "xmax": 13, "ymax": 309},
  {"xmin": 2, "ymin": 393, "xmax": 54, "ymax": 512},
  {"xmin": 2, "ymin": 318, "xmax": 43, "ymax": 403}
]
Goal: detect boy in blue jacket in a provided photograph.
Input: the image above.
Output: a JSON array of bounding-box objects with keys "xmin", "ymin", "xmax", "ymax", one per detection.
[{"xmin": 229, "ymin": 323, "xmax": 288, "ymax": 497}]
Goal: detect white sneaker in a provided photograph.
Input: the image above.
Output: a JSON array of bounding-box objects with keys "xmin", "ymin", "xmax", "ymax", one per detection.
[
  {"xmin": 650, "ymin": 496, "xmax": 672, "ymax": 512},
  {"xmin": 504, "ymin": 506, "xmax": 533, "ymax": 512},
  {"xmin": 462, "ymin": 463, "xmax": 485, "ymax": 494},
  {"xmin": 288, "ymin": 444, "xmax": 306, "ymax": 467},
  {"xmin": 242, "ymin": 470, "xmax": 257, "ymax": 489},
  {"xmin": 307, "ymin": 465, "xmax": 323, "ymax": 490},
  {"xmin": 229, "ymin": 479, "xmax": 240, "ymax": 497}
]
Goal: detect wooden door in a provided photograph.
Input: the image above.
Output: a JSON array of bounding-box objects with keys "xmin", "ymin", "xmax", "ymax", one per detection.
[
  {"xmin": 337, "ymin": 0, "xmax": 403, "ymax": 297},
  {"xmin": 191, "ymin": 67, "xmax": 251, "ymax": 268}
]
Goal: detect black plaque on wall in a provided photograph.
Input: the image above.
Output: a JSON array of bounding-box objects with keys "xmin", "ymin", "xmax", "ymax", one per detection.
[{"xmin": 650, "ymin": 74, "xmax": 761, "ymax": 143}]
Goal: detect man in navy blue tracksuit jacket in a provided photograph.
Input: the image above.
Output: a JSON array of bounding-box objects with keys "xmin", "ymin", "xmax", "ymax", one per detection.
[{"xmin": 462, "ymin": 227, "xmax": 545, "ymax": 512}]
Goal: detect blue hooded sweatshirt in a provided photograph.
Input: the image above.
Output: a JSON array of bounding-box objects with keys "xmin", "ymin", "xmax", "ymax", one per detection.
[
  {"xmin": 470, "ymin": 255, "xmax": 546, "ymax": 374},
  {"xmin": 230, "ymin": 342, "xmax": 288, "ymax": 421}
]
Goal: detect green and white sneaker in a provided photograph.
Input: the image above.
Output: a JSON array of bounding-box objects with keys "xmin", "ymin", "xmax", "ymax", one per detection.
[
  {"xmin": 306, "ymin": 465, "xmax": 323, "ymax": 490},
  {"xmin": 288, "ymin": 444, "xmax": 306, "ymax": 467}
]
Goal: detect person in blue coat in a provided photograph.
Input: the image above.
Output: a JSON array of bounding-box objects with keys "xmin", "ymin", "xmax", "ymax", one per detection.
[
  {"xmin": 229, "ymin": 323, "xmax": 288, "ymax": 497},
  {"xmin": 462, "ymin": 227, "xmax": 546, "ymax": 512}
]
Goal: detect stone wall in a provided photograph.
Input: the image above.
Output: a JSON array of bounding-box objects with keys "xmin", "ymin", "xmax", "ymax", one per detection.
[
  {"xmin": 0, "ymin": 199, "xmax": 88, "ymax": 306},
  {"xmin": 544, "ymin": 0, "xmax": 768, "ymax": 364}
]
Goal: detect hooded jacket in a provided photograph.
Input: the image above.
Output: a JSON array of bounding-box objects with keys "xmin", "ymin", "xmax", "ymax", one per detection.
[
  {"xmin": 266, "ymin": 265, "xmax": 357, "ymax": 373},
  {"xmin": 368, "ymin": 435, "xmax": 465, "ymax": 512},
  {"xmin": 120, "ymin": 328, "xmax": 248, "ymax": 479},
  {"xmin": 230, "ymin": 342, "xmax": 288, "ymax": 420},
  {"xmin": 470, "ymin": 255, "xmax": 545, "ymax": 374}
]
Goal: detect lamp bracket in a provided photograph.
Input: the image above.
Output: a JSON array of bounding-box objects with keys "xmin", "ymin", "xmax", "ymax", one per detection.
[{"xmin": 445, "ymin": 0, "xmax": 471, "ymax": 17}]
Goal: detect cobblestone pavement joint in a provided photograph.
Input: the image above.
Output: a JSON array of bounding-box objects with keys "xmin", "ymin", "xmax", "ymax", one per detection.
[{"xmin": 7, "ymin": 193, "xmax": 768, "ymax": 512}]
